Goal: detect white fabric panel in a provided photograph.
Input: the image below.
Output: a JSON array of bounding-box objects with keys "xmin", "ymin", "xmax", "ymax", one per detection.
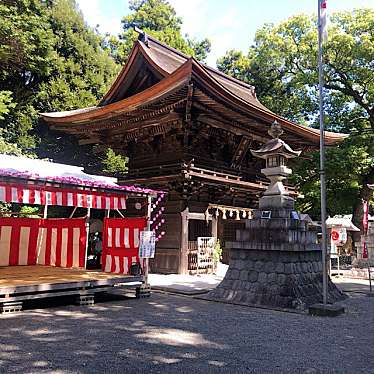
[
  {"xmin": 18, "ymin": 226, "xmax": 30, "ymax": 265},
  {"xmin": 22, "ymin": 189, "xmax": 30, "ymax": 204},
  {"xmin": 96, "ymin": 196, "xmax": 102, "ymax": 209},
  {"xmin": 115, "ymin": 228, "xmax": 121, "ymax": 248},
  {"xmin": 86, "ymin": 194, "xmax": 92, "ymax": 208},
  {"xmin": 107, "ymin": 228, "xmax": 112, "ymax": 247},
  {"xmin": 132, "ymin": 256, "xmax": 137, "ymax": 265},
  {"xmin": 46, "ymin": 191, "xmax": 52, "ymax": 205},
  {"xmin": 11, "ymin": 187, "xmax": 18, "ymax": 202},
  {"xmin": 72, "ymin": 227, "xmax": 80, "ymax": 268},
  {"xmin": 67, "ymin": 193, "xmax": 73, "ymax": 206},
  {"xmin": 114, "ymin": 256, "xmax": 120, "ymax": 273},
  {"xmin": 61, "ymin": 228, "xmax": 68, "ymax": 267},
  {"xmin": 36, "ymin": 228, "xmax": 47, "ymax": 265},
  {"xmin": 105, "ymin": 197, "xmax": 111, "ymax": 210},
  {"xmin": 0, "ymin": 226, "xmax": 11, "ymax": 266},
  {"xmin": 123, "ymin": 256, "xmax": 129, "ymax": 275},
  {"xmin": 77, "ymin": 194, "xmax": 83, "ymax": 207},
  {"xmin": 105, "ymin": 255, "xmax": 112, "ymax": 272},
  {"xmin": 134, "ymin": 228, "xmax": 140, "ymax": 248},
  {"xmin": 50, "ymin": 228, "xmax": 58, "ymax": 266},
  {"xmin": 124, "ymin": 228, "xmax": 130, "ymax": 248},
  {"xmin": 113, "ymin": 197, "xmax": 118, "ymax": 210},
  {"xmin": 120, "ymin": 198, "xmax": 126, "ymax": 209},
  {"xmin": 56, "ymin": 192, "xmax": 63, "ymax": 206},
  {"xmin": 34, "ymin": 190, "xmax": 41, "ymax": 205},
  {"xmin": 0, "ymin": 186, "xmax": 6, "ymax": 203}
]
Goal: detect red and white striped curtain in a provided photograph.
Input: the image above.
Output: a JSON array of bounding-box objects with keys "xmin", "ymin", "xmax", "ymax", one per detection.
[
  {"xmin": 0, "ymin": 217, "xmax": 86, "ymax": 268},
  {"xmin": 102, "ymin": 218, "xmax": 147, "ymax": 275},
  {"xmin": 0, "ymin": 183, "xmax": 126, "ymax": 209}
]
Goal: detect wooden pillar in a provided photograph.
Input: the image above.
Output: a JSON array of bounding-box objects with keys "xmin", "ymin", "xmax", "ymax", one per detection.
[
  {"xmin": 212, "ymin": 214, "xmax": 218, "ymax": 240},
  {"xmin": 179, "ymin": 207, "xmax": 189, "ymax": 274}
]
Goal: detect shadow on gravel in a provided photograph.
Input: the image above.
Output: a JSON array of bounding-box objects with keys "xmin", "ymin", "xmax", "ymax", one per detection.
[{"xmin": 0, "ymin": 291, "xmax": 372, "ymax": 374}]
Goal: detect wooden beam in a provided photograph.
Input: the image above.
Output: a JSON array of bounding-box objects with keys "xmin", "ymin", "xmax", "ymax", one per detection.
[
  {"xmin": 197, "ymin": 114, "xmax": 268, "ymax": 143},
  {"xmin": 231, "ymin": 136, "xmax": 252, "ymax": 169}
]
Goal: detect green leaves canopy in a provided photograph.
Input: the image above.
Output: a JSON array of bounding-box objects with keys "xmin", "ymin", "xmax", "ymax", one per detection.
[{"xmin": 217, "ymin": 10, "xmax": 374, "ymax": 227}]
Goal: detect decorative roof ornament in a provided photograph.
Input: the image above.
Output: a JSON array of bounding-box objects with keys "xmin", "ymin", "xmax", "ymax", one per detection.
[{"xmin": 268, "ymin": 120, "xmax": 284, "ymax": 139}]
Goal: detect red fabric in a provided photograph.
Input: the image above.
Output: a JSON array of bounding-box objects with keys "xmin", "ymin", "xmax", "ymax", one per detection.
[
  {"xmin": 0, "ymin": 217, "xmax": 86, "ymax": 268},
  {"xmin": 363, "ymin": 200, "xmax": 369, "ymax": 235},
  {"xmin": 41, "ymin": 218, "xmax": 86, "ymax": 268},
  {"xmin": 0, "ymin": 182, "xmax": 127, "ymax": 209},
  {"xmin": 363, "ymin": 242, "xmax": 368, "ymax": 259},
  {"xmin": 102, "ymin": 217, "xmax": 147, "ymax": 274},
  {"xmin": 0, "ymin": 218, "xmax": 41, "ymax": 266}
]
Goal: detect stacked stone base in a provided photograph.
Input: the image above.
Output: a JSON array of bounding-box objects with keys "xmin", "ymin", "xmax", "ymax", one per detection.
[{"xmin": 207, "ymin": 249, "xmax": 346, "ymax": 310}]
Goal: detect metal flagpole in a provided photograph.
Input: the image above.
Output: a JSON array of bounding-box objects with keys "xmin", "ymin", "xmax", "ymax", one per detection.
[{"xmin": 318, "ymin": 0, "xmax": 328, "ymax": 305}]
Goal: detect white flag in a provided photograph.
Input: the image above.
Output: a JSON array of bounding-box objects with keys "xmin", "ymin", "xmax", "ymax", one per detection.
[{"xmin": 320, "ymin": 0, "xmax": 328, "ymax": 42}]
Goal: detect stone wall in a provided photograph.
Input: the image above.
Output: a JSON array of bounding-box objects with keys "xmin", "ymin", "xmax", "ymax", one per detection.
[{"xmin": 207, "ymin": 248, "xmax": 345, "ymax": 309}]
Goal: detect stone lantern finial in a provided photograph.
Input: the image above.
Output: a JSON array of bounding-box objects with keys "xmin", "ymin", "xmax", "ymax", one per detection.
[
  {"xmin": 250, "ymin": 122, "xmax": 301, "ymax": 209},
  {"xmin": 268, "ymin": 120, "xmax": 283, "ymax": 139}
]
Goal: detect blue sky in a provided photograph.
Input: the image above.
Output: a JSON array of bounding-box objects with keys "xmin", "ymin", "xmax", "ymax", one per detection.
[{"xmin": 77, "ymin": 0, "xmax": 374, "ymax": 66}]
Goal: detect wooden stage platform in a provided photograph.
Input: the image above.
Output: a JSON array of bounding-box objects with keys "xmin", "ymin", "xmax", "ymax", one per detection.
[{"xmin": 0, "ymin": 266, "xmax": 143, "ymax": 312}]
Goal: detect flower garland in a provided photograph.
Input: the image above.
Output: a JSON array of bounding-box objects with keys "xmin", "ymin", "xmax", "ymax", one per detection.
[
  {"xmin": 0, "ymin": 168, "xmax": 162, "ymax": 195},
  {"xmin": 150, "ymin": 192, "xmax": 166, "ymax": 242}
]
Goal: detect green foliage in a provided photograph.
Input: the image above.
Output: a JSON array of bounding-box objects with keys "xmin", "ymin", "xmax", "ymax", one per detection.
[
  {"xmin": 18, "ymin": 205, "xmax": 40, "ymax": 218},
  {"xmin": 117, "ymin": 0, "xmax": 210, "ymax": 63},
  {"xmin": 213, "ymin": 239, "xmax": 223, "ymax": 265},
  {"xmin": 217, "ymin": 10, "xmax": 374, "ymax": 226},
  {"xmin": 0, "ymin": 129, "xmax": 25, "ymax": 156},
  {"xmin": 0, "ymin": 0, "xmax": 119, "ymax": 157},
  {"xmin": 187, "ymin": 37, "xmax": 211, "ymax": 62},
  {"xmin": 0, "ymin": 91, "xmax": 15, "ymax": 120},
  {"xmin": 0, "ymin": 202, "xmax": 11, "ymax": 217},
  {"xmin": 102, "ymin": 148, "xmax": 129, "ymax": 176}
]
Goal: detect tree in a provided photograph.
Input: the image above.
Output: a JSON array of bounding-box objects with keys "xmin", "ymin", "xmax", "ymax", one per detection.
[
  {"xmin": 0, "ymin": 0, "xmax": 119, "ymax": 162},
  {"xmin": 102, "ymin": 148, "xmax": 129, "ymax": 176},
  {"xmin": 217, "ymin": 10, "xmax": 374, "ymax": 230},
  {"xmin": 0, "ymin": 0, "xmax": 55, "ymax": 150},
  {"xmin": 116, "ymin": 0, "xmax": 211, "ymax": 64}
]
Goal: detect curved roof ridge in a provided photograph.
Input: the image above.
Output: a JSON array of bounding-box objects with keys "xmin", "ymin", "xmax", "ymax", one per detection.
[
  {"xmin": 187, "ymin": 58, "xmax": 347, "ymax": 144},
  {"xmin": 144, "ymin": 34, "xmax": 256, "ymax": 92}
]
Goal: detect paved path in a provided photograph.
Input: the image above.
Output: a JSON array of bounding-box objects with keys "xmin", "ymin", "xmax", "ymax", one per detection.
[
  {"xmin": 148, "ymin": 273, "xmax": 224, "ymax": 294},
  {"xmin": 333, "ymin": 276, "xmax": 373, "ymax": 294},
  {"xmin": 1, "ymin": 291, "xmax": 374, "ymax": 373}
]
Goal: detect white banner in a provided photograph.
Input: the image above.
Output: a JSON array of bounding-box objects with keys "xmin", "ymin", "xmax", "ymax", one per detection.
[{"xmin": 139, "ymin": 230, "xmax": 156, "ymax": 258}]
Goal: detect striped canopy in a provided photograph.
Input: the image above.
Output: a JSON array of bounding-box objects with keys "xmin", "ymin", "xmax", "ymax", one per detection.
[{"xmin": 0, "ymin": 182, "xmax": 127, "ymax": 209}]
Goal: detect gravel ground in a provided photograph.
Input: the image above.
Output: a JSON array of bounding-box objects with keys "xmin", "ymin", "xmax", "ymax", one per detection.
[{"xmin": 0, "ymin": 292, "xmax": 374, "ymax": 374}]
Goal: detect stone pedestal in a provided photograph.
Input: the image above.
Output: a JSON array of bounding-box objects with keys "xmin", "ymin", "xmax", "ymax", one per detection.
[{"xmin": 206, "ymin": 209, "xmax": 346, "ymax": 310}]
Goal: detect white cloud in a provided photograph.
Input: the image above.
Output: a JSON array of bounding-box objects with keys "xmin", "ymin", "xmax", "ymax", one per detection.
[{"xmin": 76, "ymin": 0, "xmax": 124, "ymax": 36}]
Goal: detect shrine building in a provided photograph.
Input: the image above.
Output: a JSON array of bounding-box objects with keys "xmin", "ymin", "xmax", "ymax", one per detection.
[{"xmin": 41, "ymin": 32, "xmax": 345, "ymax": 274}]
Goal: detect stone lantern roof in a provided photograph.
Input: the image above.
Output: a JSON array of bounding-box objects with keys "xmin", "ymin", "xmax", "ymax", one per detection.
[{"xmin": 251, "ymin": 121, "xmax": 301, "ymax": 159}]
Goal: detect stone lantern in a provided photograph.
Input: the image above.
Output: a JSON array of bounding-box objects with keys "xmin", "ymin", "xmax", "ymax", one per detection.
[
  {"xmin": 251, "ymin": 121, "xmax": 301, "ymax": 210},
  {"xmin": 205, "ymin": 121, "xmax": 345, "ymax": 310}
]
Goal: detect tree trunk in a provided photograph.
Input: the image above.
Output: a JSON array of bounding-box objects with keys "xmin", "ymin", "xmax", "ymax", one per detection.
[{"xmin": 351, "ymin": 166, "xmax": 374, "ymax": 242}]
